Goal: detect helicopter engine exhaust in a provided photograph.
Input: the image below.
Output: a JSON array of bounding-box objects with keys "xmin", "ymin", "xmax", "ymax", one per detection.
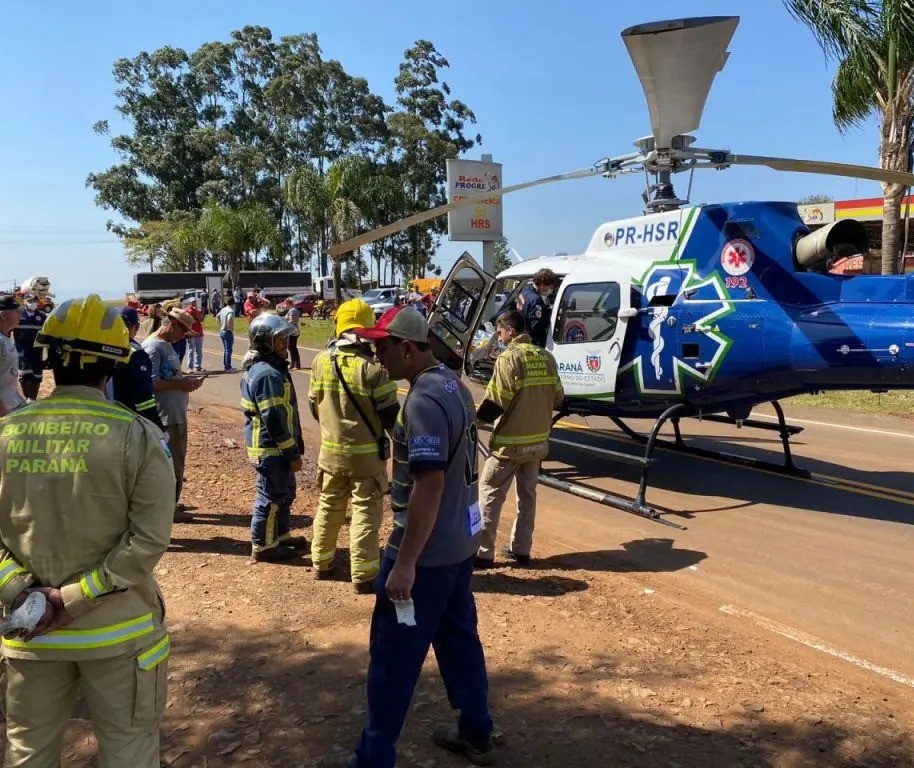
[{"xmin": 794, "ymin": 219, "xmax": 869, "ymax": 269}]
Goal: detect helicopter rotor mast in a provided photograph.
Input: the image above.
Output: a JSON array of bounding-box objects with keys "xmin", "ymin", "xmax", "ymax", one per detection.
[{"xmin": 618, "ymin": 15, "xmax": 738, "ymax": 211}]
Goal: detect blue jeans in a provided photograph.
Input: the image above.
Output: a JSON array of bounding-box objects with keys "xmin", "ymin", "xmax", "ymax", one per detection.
[
  {"xmin": 187, "ymin": 336, "xmax": 204, "ymax": 370},
  {"xmin": 220, "ymin": 330, "xmax": 234, "ymax": 370},
  {"xmin": 354, "ymin": 556, "xmax": 493, "ymax": 768},
  {"xmin": 250, "ymin": 458, "xmax": 296, "ymax": 551}
]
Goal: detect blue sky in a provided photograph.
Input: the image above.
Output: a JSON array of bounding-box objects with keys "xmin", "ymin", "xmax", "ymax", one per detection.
[{"xmin": 0, "ymin": 1, "xmax": 882, "ymax": 300}]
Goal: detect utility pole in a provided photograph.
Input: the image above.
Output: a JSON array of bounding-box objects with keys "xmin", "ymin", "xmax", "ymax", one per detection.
[{"xmin": 481, "ymin": 153, "xmax": 495, "ymax": 275}]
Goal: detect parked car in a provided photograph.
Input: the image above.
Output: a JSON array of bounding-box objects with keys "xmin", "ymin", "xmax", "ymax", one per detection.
[
  {"xmin": 179, "ymin": 289, "xmax": 208, "ymax": 307},
  {"xmin": 289, "ymin": 292, "xmax": 321, "ymax": 315}
]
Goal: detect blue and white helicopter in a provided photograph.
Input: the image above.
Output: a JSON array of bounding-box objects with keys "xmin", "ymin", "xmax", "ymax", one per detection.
[{"xmin": 330, "ymin": 16, "xmax": 914, "ymax": 524}]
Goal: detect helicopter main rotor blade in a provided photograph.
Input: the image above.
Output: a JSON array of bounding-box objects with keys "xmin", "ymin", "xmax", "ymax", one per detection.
[
  {"xmin": 622, "ymin": 16, "xmax": 738, "ymax": 148},
  {"xmin": 726, "ymin": 154, "xmax": 914, "ymax": 187},
  {"xmin": 328, "ymin": 167, "xmax": 599, "ymax": 258}
]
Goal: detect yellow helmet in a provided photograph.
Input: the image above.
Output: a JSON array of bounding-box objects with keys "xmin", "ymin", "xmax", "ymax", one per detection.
[
  {"xmin": 335, "ymin": 298, "xmax": 376, "ymax": 336},
  {"xmin": 36, "ymin": 295, "xmax": 132, "ymax": 365}
]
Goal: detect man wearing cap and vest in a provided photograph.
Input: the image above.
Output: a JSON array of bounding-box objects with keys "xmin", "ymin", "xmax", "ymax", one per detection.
[
  {"xmin": 475, "ymin": 310, "xmax": 564, "ymax": 568},
  {"xmin": 142, "ymin": 308, "xmax": 203, "ymax": 523},
  {"xmin": 110, "ymin": 306, "xmax": 164, "ymax": 431},
  {"xmin": 308, "ymin": 300, "xmax": 400, "ymax": 593},
  {"xmin": 241, "ymin": 313, "xmax": 309, "ymax": 563},
  {"xmin": 13, "ymin": 293, "xmax": 47, "ymax": 402},
  {"xmin": 0, "ymin": 295, "xmax": 176, "ymax": 768}
]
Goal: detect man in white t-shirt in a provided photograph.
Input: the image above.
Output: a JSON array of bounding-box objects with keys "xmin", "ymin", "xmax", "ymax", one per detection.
[
  {"xmin": 217, "ymin": 297, "xmax": 236, "ymax": 371},
  {"xmin": 0, "ymin": 295, "xmax": 25, "ymax": 416}
]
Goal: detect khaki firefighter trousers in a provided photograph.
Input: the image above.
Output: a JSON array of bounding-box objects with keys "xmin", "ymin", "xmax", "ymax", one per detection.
[
  {"xmin": 311, "ymin": 470, "xmax": 387, "ymax": 584},
  {"xmin": 477, "ymin": 455, "xmax": 541, "ymax": 559},
  {"xmin": 3, "ymin": 652, "xmax": 167, "ymax": 768}
]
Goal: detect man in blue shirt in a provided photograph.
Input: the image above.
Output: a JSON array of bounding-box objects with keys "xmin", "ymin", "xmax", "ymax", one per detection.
[
  {"xmin": 516, "ymin": 268, "xmax": 558, "ymax": 348},
  {"xmin": 321, "ymin": 307, "xmax": 494, "ymax": 768}
]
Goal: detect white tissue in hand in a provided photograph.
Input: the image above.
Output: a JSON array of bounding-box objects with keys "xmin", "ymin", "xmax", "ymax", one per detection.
[
  {"xmin": 0, "ymin": 592, "xmax": 47, "ymax": 636},
  {"xmin": 392, "ymin": 599, "xmax": 416, "ymax": 626}
]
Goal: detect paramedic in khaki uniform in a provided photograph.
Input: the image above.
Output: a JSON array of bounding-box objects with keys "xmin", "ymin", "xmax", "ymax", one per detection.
[
  {"xmin": 308, "ymin": 299, "xmax": 399, "ymax": 593},
  {"xmin": 0, "ymin": 295, "xmax": 176, "ymax": 768},
  {"xmin": 475, "ymin": 309, "xmax": 564, "ymax": 567},
  {"xmin": 241, "ymin": 313, "xmax": 309, "ymax": 562}
]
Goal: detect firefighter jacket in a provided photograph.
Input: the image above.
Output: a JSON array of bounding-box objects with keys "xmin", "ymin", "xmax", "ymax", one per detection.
[
  {"xmin": 308, "ymin": 341, "xmax": 399, "ymax": 477},
  {"xmin": 13, "ymin": 308, "xmax": 47, "ymax": 376},
  {"xmin": 112, "ymin": 339, "xmax": 165, "ymax": 431},
  {"xmin": 480, "ymin": 333, "xmax": 564, "ymax": 462},
  {"xmin": 241, "ymin": 355, "xmax": 304, "ymax": 464},
  {"xmin": 0, "ymin": 386, "xmax": 175, "ymax": 663}
]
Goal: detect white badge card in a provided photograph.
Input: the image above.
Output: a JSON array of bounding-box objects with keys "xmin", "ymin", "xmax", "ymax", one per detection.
[{"xmin": 466, "ymin": 501, "xmax": 482, "ymax": 537}]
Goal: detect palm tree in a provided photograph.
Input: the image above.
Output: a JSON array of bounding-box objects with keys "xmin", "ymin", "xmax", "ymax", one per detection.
[
  {"xmin": 286, "ymin": 156, "xmax": 374, "ymax": 305},
  {"xmin": 197, "ymin": 202, "xmax": 282, "ymax": 288},
  {"xmin": 785, "ymin": 1, "xmax": 914, "ymax": 273}
]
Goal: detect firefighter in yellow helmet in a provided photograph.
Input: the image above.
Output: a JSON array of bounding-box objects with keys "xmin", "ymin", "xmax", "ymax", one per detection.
[
  {"xmin": 309, "ymin": 299, "xmax": 400, "ymax": 593},
  {"xmin": 0, "ymin": 295, "xmax": 175, "ymax": 768}
]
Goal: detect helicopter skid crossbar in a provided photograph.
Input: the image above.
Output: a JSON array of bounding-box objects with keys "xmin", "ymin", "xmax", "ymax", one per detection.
[{"xmin": 609, "ymin": 400, "xmax": 811, "ymax": 481}]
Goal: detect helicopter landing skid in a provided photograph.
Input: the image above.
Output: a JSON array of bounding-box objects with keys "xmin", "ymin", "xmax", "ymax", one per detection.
[
  {"xmin": 478, "ymin": 424, "xmax": 686, "ymax": 530},
  {"xmin": 609, "ymin": 400, "xmax": 812, "ymax": 488}
]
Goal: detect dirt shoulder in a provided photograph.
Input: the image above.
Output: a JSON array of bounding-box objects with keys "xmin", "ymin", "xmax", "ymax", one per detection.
[{"xmin": 37, "ymin": 405, "xmax": 914, "ymax": 767}]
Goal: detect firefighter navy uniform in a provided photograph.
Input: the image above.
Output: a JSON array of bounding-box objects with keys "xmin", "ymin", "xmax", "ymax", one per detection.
[
  {"xmin": 112, "ymin": 338, "xmax": 165, "ymax": 431},
  {"xmin": 241, "ymin": 339, "xmax": 306, "ymax": 557},
  {"xmin": 517, "ymin": 285, "xmax": 550, "ymax": 348},
  {"xmin": 13, "ymin": 305, "xmax": 46, "ymax": 401}
]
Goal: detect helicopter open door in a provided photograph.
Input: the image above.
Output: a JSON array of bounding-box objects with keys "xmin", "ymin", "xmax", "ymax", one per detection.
[
  {"xmin": 547, "ymin": 271, "xmax": 634, "ymax": 401},
  {"xmin": 427, "ymin": 253, "xmax": 497, "ymax": 378}
]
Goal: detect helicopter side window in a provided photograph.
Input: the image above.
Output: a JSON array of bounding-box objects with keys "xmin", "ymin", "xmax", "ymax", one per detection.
[
  {"xmin": 438, "ymin": 266, "xmax": 484, "ymax": 333},
  {"xmin": 553, "ymin": 282, "xmax": 621, "ymax": 345}
]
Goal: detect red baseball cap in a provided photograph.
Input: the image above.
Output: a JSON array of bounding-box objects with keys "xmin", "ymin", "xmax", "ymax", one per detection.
[{"xmin": 354, "ymin": 306, "xmax": 429, "ymax": 343}]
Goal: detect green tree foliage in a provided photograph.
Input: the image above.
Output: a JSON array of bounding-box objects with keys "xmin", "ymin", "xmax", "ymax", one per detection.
[
  {"xmin": 90, "ymin": 29, "xmax": 479, "ymax": 283},
  {"xmin": 196, "ymin": 202, "xmax": 281, "ymax": 286},
  {"xmin": 785, "ymin": 1, "xmax": 914, "ymax": 274},
  {"xmin": 286, "ymin": 156, "xmax": 376, "ymax": 304},
  {"xmin": 492, "ymin": 236, "xmax": 513, "ymax": 274},
  {"xmin": 385, "ymin": 41, "xmax": 482, "ymax": 281}
]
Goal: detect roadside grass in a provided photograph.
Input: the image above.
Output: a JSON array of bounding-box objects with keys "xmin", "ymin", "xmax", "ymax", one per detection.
[
  {"xmin": 202, "ymin": 315, "xmax": 334, "ymax": 349},
  {"xmin": 789, "ymin": 390, "xmax": 914, "ymax": 417}
]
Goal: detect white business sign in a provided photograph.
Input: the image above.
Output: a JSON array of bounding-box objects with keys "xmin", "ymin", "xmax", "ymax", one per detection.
[
  {"xmin": 797, "ymin": 202, "xmax": 835, "ymax": 225},
  {"xmin": 446, "ymin": 158, "xmax": 503, "ymax": 241}
]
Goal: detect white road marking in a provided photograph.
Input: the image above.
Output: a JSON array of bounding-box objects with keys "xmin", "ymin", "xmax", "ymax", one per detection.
[
  {"xmin": 754, "ymin": 411, "xmax": 914, "ymax": 440},
  {"xmin": 719, "ymin": 604, "xmax": 914, "ymax": 690}
]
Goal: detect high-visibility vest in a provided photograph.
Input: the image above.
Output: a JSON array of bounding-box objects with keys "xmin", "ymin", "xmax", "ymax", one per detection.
[
  {"xmin": 309, "ymin": 344, "xmax": 398, "ymax": 476},
  {"xmin": 485, "ymin": 334, "xmax": 564, "ymax": 462}
]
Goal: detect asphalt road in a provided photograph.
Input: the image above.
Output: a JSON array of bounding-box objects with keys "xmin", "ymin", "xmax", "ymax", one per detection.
[{"xmin": 190, "ymin": 329, "xmax": 914, "ymax": 690}]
